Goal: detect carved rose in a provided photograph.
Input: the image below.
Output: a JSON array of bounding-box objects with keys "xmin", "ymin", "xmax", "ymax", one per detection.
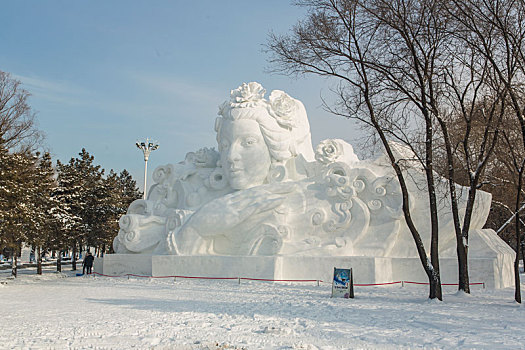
[
  {"xmin": 230, "ymin": 82, "xmax": 266, "ymax": 107},
  {"xmin": 185, "ymin": 147, "xmax": 219, "ymax": 168},
  {"xmin": 315, "ymin": 139, "xmax": 343, "ymax": 164},
  {"xmin": 152, "ymin": 164, "xmax": 172, "ymax": 184},
  {"xmin": 269, "ymin": 90, "xmax": 297, "ymax": 128}
]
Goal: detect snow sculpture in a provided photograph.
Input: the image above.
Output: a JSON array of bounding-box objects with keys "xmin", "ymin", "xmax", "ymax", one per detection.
[{"xmin": 113, "ymin": 82, "xmax": 497, "ymax": 259}]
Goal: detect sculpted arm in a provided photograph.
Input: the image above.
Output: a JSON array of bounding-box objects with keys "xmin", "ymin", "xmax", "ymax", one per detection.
[{"xmin": 173, "ymin": 184, "xmax": 294, "ymax": 254}]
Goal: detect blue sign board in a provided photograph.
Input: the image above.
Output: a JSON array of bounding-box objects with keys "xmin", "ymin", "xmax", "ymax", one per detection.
[{"xmin": 331, "ymin": 267, "xmax": 354, "ymax": 298}]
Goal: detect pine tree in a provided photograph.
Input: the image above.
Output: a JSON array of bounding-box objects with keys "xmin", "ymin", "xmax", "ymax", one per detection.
[
  {"xmin": 93, "ymin": 171, "xmax": 119, "ymax": 255},
  {"xmin": 118, "ymin": 169, "xmax": 142, "ymax": 207},
  {"xmin": 0, "ymin": 144, "xmax": 13, "ymax": 268},
  {"xmin": 54, "ymin": 159, "xmax": 82, "ymax": 271},
  {"xmin": 28, "ymin": 152, "xmax": 61, "ymax": 274},
  {"xmin": 51, "ymin": 149, "xmax": 141, "ymax": 262},
  {"xmin": 0, "ymin": 147, "xmax": 36, "ymax": 277},
  {"xmin": 94, "ymin": 169, "xmax": 140, "ymax": 255},
  {"xmin": 71, "ymin": 149, "xmax": 105, "ymax": 255}
]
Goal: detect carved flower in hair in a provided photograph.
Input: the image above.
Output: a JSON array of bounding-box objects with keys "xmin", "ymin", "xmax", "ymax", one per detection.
[
  {"xmin": 185, "ymin": 147, "xmax": 219, "ymax": 168},
  {"xmin": 230, "ymin": 82, "xmax": 266, "ymax": 107},
  {"xmin": 269, "ymin": 90, "xmax": 297, "ymax": 128},
  {"xmin": 315, "ymin": 139, "xmax": 344, "ymax": 164}
]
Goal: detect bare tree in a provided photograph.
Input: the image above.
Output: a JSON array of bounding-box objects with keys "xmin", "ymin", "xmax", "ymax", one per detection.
[
  {"xmin": 501, "ymin": 129, "xmax": 525, "ymax": 303},
  {"xmin": 0, "ymin": 71, "xmax": 42, "ymax": 150},
  {"xmin": 485, "ymin": 110, "xmax": 525, "ymax": 265},
  {"xmin": 267, "ymin": 0, "xmax": 518, "ymax": 298},
  {"xmin": 449, "ymin": 0, "xmax": 525, "ymax": 302},
  {"xmin": 438, "ymin": 43, "xmax": 506, "ymax": 293},
  {"xmin": 267, "ymin": 0, "xmax": 447, "ymax": 299}
]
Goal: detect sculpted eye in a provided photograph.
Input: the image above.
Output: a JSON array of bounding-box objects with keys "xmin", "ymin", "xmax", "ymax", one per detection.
[{"xmin": 242, "ymin": 137, "xmax": 258, "ymax": 147}]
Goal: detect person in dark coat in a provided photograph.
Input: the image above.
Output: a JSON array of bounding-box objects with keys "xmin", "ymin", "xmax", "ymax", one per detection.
[{"xmin": 83, "ymin": 252, "xmax": 95, "ymax": 274}]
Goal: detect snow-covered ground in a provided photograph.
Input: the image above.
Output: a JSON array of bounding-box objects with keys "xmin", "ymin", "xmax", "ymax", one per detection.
[{"xmin": 1, "ymin": 266, "xmax": 524, "ymax": 349}]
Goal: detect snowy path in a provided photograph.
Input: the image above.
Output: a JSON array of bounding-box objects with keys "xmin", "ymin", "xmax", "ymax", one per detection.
[{"xmin": 0, "ymin": 270, "xmax": 524, "ymax": 349}]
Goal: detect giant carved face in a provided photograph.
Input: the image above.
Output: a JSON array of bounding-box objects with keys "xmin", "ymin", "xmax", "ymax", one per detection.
[{"xmin": 218, "ymin": 119, "xmax": 272, "ymax": 190}]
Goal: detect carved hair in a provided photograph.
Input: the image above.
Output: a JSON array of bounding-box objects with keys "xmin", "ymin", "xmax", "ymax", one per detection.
[{"xmin": 215, "ymin": 83, "xmax": 315, "ymax": 164}]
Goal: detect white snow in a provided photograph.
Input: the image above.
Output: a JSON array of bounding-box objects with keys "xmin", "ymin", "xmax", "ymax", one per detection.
[{"xmin": 1, "ymin": 266, "xmax": 524, "ymax": 349}]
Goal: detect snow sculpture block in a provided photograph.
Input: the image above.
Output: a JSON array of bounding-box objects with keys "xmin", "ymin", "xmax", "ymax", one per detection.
[{"xmin": 110, "ymin": 82, "xmax": 514, "ymax": 287}]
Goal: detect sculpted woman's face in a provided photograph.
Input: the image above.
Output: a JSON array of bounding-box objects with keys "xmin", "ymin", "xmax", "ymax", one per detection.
[{"xmin": 218, "ymin": 119, "xmax": 272, "ymax": 190}]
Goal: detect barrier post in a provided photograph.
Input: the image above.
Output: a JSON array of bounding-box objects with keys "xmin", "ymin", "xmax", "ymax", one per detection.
[
  {"xmin": 127, "ymin": 274, "xmax": 129, "ymax": 280},
  {"xmin": 238, "ymin": 277, "xmax": 241, "ymax": 285},
  {"xmin": 483, "ymin": 282, "xmax": 485, "ymax": 289},
  {"xmin": 349, "ymin": 268, "xmax": 354, "ymax": 298},
  {"xmin": 401, "ymin": 281, "xmax": 404, "ymax": 287},
  {"xmin": 174, "ymin": 277, "xmax": 176, "ymax": 283},
  {"xmin": 317, "ymin": 280, "xmax": 320, "ymax": 287}
]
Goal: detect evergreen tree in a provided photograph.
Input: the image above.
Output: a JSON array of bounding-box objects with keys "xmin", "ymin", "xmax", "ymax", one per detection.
[
  {"xmin": 54, "ymin": 159, "xmax": 82, "ymax": 271},
  {"xmin": 71, "ymin": 149, "xmax": 105, "ymax": 254},
  {"xmin": 0, "ymin": 144, "xmax": 13, "ymax": 263},
  {"xmin": 0, "ymin": 143, "xmax": 141, "ymax": 275},
  {"xmin": 54, "ymin": 149, "xmax": 141, "ymax": 260},
  {"xmin": 96, "ymin": 169, "xmax": 140, "ymax": 255},
  {"xmin": 93, "ymin": 170, "xmax": 119, "ymax": 255},
  {"xmin": 117, "ymin": 169, "xmax": 142, "ymax": 207},
  {"xmin": 0, "ymin": 147, "xmax": 35, "ymax": 276},
  {"xmin": 28, "ymin": 152, "xmax": 62, "ymax": 274}
]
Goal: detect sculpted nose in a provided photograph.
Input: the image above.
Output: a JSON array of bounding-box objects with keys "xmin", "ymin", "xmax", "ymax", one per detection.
[{"xmin": 226, "ymin": 143, "xmax": 241, "ymax": 163}]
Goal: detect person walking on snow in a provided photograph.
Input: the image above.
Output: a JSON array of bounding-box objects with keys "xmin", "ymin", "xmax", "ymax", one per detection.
[{"xmin": 83, "ymin": 252, "xmax": 94, "ymax": 274}]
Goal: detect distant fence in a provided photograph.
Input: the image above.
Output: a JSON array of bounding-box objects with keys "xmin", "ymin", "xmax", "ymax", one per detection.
[{"xmin": 90, "ymin": 272, "xmax": 485, "ymax": 288}]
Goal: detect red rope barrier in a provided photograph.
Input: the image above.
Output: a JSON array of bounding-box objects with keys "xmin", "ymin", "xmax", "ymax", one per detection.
[
  {"xmin": 90, "ymin": 272, "xmax": 484, "ymax": 287},
  {"xmin": 241, "ymin": 277, "xmax": 319, "ymax": 282},
  {"xmin": 127, "ymin": 274, "xmax": 153, "ymax": 278},
  {"xmin": 404, "ymin": 281, "xmax": 485, "ymax": 286},
  {"xmin": 172, "ymin": 275, "xmax": 238, "ymax": 280},
  {"xmin": 92, "ymin": 272, "xmax": 122, "ymax": 278},
  {"xmin": 355, "ymin": 281, "xmax": 402, "ymax": 286},
  {"xmin": 129, "ymin": 274, "xmax": 230, "ymax": 280}
]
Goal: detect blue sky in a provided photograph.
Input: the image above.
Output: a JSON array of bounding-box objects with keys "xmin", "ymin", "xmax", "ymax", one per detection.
[{"xmin": 0, "ymin": 1, "xmax": 360, "ymax": 191}]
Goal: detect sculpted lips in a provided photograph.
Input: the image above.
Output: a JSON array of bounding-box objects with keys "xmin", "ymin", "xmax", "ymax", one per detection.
[{"xmin": 229, "ymin": 167, "xmax": 244, "ymax": 176}]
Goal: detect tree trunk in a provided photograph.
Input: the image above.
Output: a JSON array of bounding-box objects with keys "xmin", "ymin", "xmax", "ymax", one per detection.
[
  {"xmin": 514, "ymin": 211, "xmax": 522, "ymax": 303},
  {"xmin": 457, "ymin": 240, "xmax": 469, "ymax": 292},
  {"xmin": 437, "ymin": 118, "xmax": 470, "ymax": 293},
  {"xmin": 37, "ymin": 246, "xmax": 42, "ymax": 275},
  {"xmin": 457, "ymin": 182, "xmax": 483, "ymax": 294},
  {"xmin": 72, "ymin": 243, "xmax": 77, "ymax": 271},
  {"xmin": 514, "ymin": 167, "xmax": 523, "ymax": 303},
  {"xmin": 426, "ymin": 177, "xmax": 442, "ymax": 300},
  {"xmin": 521, "ymin": 239, "xmax": 525, "ymax": 272},
  {"xmin": 11, "ymin": 249, "xmax": 17, "ymax": 278},
  {"xmin": 56, "ymin": 251, "xmax": 62, "ymax": 273},
  {"xmin": 457, "ymin": 168, "xmax": 485, "ymax": 295},
  {"xmin": 423, "ymin": 114, "xmax": 442, "ymax": 300},
  {"xmin": 362, "ymin": 80, "xmax": 441, "ymax": 300}
]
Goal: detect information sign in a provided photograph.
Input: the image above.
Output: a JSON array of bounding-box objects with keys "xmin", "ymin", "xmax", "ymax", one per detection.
[{"xmin": 331, "ymin": 267, "xmax": 354, "ymax": 298}]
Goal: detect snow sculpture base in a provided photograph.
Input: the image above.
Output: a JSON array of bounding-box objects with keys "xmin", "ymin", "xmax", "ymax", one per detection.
[
  {"xmin": 100, "ymin": 249, "xmax": 514, "ymax": 290},
  {"xmin": 101, "ymin": 228, "xmax": 515, "ymax": 289}
]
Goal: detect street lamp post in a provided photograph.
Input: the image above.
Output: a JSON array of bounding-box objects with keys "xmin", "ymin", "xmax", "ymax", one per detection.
[{"xmin": 136, "ymin": 138, "xmax": 159, "ymax": 200}]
